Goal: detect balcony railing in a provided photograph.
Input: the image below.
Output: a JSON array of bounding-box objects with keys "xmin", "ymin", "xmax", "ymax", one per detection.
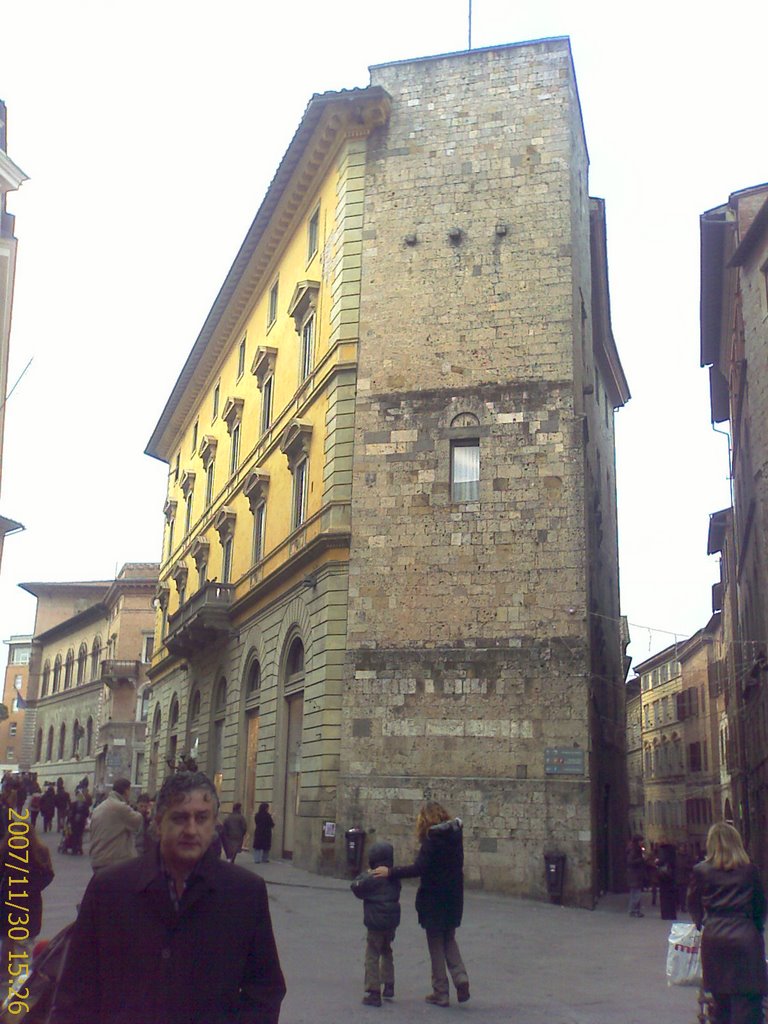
[
  {"xmin": 100, "ymin": 660, "xmax": 141, "ymax": 689},
  {"xmin": 165, "ymin": 582, "xmax": 234, "ymax": 657}
]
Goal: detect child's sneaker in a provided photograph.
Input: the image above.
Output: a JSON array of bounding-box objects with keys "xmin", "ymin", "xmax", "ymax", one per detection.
[
  {"xmin": 383, "ymin": 984, "xmax": 394, "ymax": 999},
  {"xmin": 362, "ymin": 991, "xmax": 382, "ymax": 1007}
]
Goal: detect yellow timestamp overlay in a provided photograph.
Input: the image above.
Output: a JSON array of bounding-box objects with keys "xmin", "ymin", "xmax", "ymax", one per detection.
[{"xmin": 4, "ymin": 808, "xmax": 32, "ymax": 1016}]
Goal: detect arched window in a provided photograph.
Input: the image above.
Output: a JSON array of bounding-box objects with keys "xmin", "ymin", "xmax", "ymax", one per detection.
[
  {"xmin": 247, "ymin": 660, "xmax": 261, "ymax": 695},
  {"xmin": 42, "ymin": 660, "xmax": 51, "ymax": 697},
  {"xmin": 91, "ymin": 636, "xmax": 102, "ymax": 681},
  {"xmin": 168, "ymin": 695, "xmax": 180, "ymax": 765},
  {"xmin": 86, "ymin": 717, "xmax": 94, "ymax": 756},
  {"xmin": 64, "ymin": 648, "xmax": 74, "ymax": 689},
  {"xmin": 210, "ymin": 678, "xmax": 227, "ymax": 786},
  {"xmin": 58, "ymin": 722, "xmax": 67, "ymax": 760},
  {"xmin": 188, "ymin": 690, "xmax": 201, "ymax": 763},
  {"xmin": 77, "ymin": 643, "xmax": 88, "ymax": 685},
  {"xmin": 46, "ymin": 726, "xmax": 54, "ymax": 762},
  {"xmin": 152, "ymin": 705, "xmax": 162, "ymax": 737},
  {"xmin": 72, "ymin": 719, "xmax": 81, "ymax": 758},
  {"xmin": 35, "ymin": 728, "xmax": 43, "ymax": 763},
  {"xmin": 53, "ymin": 654, "xmax": 62, "ymax": 693},
  {"xmin": 286, "ymin": 637, "xmax": 304, "ymax": 678}
]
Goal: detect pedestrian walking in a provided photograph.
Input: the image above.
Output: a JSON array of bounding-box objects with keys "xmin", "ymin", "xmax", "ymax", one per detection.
[
  {"xmin": 221, "ymin": 802, "xmax": 248, "ymax": 863},
  {"xmin": 54, "ymin": 780, "xmax": 70, "ymax": 833},
  {"xmin": 373, "ymin": 800, "xmax": 470, "ymax": 1008},
  {"xmin": 253, "ymin": 801, "xmax": 275, "ymax": 863},
  {"xmin": 626, "ymin": 835, "xmax": 646, "ymax": 917},
  {"xmin": 29, "ymin": 791, "xmax": 41, "ymax": 829},
  {"xmin": 655, "ymin": 841, "xmax": 677, "ymax": 920},
  {"xmin": 351, "ymin": 840, "xmax": 401, "ymax": 1007},
  {"xmin": 66, "ymin": 791, "xmax": 89, "ymax": 854},
  {"xmin": 88, "ymin": 778, "xmax": 143, "ymax": 873},
  {"xmin": 134, "ymin": 793, "xmax": 154, "ymax": 856},
  {"xmin": 49, "ymin": 770, "xmax": 286, "ymax": 1024},
  {"xmin": 39, "ymin": 784, "xmax": 55, "ymax": 832},
  {"xmin": 687, "ymin": 822, "xmax": 767, "ymax": 1024},
  {"xmin": 675, "ymin": 842, "xmax": 693, "ymax": 912}
]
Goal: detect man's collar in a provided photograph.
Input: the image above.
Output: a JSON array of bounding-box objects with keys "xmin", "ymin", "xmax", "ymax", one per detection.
[{"xmin": 135, "ymin": 843, "xmax": 221, "ymax": 893}]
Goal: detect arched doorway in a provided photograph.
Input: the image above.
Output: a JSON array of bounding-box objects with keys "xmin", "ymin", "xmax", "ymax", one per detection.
[
  {"xmin": 148, "ymin": 706, "xmax": 162, "ymax": 796},
  {"xmin": 210, "ymin": 678, "xmax": 227, "ymax": 793},
  {"xmin": 243, "ymin": 656, "xmax": 262, "ymax": 835},
  {"xmin": 281, "ymin": 636, "xmax": 305, "ymax": 859}
]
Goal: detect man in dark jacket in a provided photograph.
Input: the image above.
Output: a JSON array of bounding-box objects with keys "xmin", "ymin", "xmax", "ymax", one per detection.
[
  {"xmin": 50, "ymin": 771, "xmax": 286, "ymax": 1024},
  {"xmin": 351, "ymin": 841, "xmax": 401, "ymax": 1006}
]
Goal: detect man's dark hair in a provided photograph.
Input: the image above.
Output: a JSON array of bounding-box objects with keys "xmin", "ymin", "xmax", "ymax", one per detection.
[
  {"xmin": 232, "ymin": 802, "xmax": 242, "ymax": 813},
  {"xmin": 112, "ymin": 778, "xmax": 132, "ymax": 796},
  {"xmin": 155, "ymin": 771, "xmax": 220, "ymax": 820}
]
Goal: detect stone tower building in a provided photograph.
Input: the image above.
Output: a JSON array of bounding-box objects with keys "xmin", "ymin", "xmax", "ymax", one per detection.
[
  {"xmin": 339, "ymin": 42, "xmax": 629, "ymax": 906},
  {"xmin": 145, "ymin": 38, "xmax": 629, "ymax": 907}
]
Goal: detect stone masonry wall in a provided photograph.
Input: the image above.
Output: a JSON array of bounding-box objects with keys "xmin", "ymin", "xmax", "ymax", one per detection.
[{"xmin": 337, "ymin": 42, "xmax": 598, "ymax": 904}]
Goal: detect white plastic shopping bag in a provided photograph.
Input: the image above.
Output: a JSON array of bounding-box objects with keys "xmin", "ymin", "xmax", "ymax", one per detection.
[{"xmin": 666, "ymin": 922, "xmax": 703, "ymax": 986}]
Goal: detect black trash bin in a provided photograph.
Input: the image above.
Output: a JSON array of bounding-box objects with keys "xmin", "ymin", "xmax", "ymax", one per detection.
[
  {"xmin": 544, "ymin": 853, "xmax": 566, "ymax": 904},
  {"xmin": 345, "ymin": 827, "xmax": 366, "ymax": 874}
]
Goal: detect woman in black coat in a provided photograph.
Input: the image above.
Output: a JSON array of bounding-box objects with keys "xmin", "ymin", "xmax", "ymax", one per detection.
[
  {"xmin": 373, "ymin": 801, "xmax": 470, "ymax": 1007},
  {"xmin": 253, "ymin": 802, "xmax": 275, "ymax": 863},
  {"xmin": 687, "ymin": 822, "xmax": 767, "ymax": 1024}
]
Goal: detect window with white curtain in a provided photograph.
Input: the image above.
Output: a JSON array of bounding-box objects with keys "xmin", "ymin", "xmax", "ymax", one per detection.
[{"xmin": 450, "ymin": 439, "xmax": 480, "ymax": 501}]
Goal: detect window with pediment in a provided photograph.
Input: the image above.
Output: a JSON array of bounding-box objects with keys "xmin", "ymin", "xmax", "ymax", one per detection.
[
  {"xmin": 214, "ymin": 508, "xmax": 236, "ymax": 585},
  {"xmin": 288, "ymin": 281, "xmax": 320, "ymax": 385},
  {"xmin": 251, "ymin": 347, "xmax": 277, "ymax": 435},
  {"xmin": 173, "ymin": 563, "xmax": 189, "ymax": 611},
  {"xmin": 191, "ymin": 537, "xmax": 210, "ymax": 590}
]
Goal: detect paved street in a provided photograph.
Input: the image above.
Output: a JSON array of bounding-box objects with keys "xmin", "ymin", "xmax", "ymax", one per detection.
[{"xmin": 36, "ymin": 828, "xmax": 700, "ymax": 1023}]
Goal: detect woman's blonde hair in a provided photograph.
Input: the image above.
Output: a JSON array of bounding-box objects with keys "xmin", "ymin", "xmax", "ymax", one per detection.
[
  {"xmin": 416, "ymin": 800, "xmax": 450, "ymax": 842},
  {"xmin": 705, "ymin": 821, "xmax": 750, "ymax": 870}
]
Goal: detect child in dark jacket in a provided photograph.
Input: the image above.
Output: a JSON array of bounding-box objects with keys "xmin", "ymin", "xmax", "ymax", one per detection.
[{"xmin": 351, "ymin": 840, "xmax": 401, "ymax": 1007}]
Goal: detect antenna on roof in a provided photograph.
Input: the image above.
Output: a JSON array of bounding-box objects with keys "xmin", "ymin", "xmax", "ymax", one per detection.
[{"xmin": 468, "ymin": 0, "xmax": 473, "ymax": 50}]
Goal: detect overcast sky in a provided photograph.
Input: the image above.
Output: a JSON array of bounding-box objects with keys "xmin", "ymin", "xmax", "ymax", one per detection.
[{"xmin": 0, "ymin": 0, "xmax": 765, "ymax": 670}]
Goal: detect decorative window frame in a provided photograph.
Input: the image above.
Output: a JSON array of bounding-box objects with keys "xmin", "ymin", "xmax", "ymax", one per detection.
[
  {"xmin": 163, "ymin": 499, "xmax": 178, "ymax": 523},
  {"xmin": 213, "ymin": 506, "xmax": 237, "ymax": 543},
  {"xmin": 198, "ymin": 435, "xmax": 218, "ymax": 467},
  {"xmin": 243, "ymin": 470, "xmax": 270, "ymax": 512},
  {"xmin": 172, "ymin": 562, "xmax": 189, "ymax": 597},
  {"xmin": 190, "ymin": 536, "xmax": 210, "ymax": 571},
  {"xmin": 287, "ymin": 280, "xmax": 320, "ymax": 333},
  {"xmin": 180, "ymin": 471, "xmax": 196, "ymax": 499},
  {"xmin": 280, "ymin": 419, "xmax": 313, "ymax": 469},
  {"xmin": 251, "ymin": 346, "xmax": 278, "ymax": 388},
  {"xmin": 222, "ymin": 397, "xmax": 244, "ymax": 435}
]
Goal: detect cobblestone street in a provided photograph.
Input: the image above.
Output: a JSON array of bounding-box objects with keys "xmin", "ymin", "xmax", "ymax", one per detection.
[{"xmin": 36, "ymin": 828, "xmax": 700, "ymax": 1024}]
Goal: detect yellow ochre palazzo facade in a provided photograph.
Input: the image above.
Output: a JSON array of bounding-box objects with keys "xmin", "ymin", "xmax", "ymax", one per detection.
[{"xmin": 145, "ymin": 88, "xmax": 391, "ymax": 865}]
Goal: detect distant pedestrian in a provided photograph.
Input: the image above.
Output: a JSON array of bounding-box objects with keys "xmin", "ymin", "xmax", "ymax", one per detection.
[
  {"xmin": 29, "ymin": 791, "xmax": 41, "ymax": 829},
  {"xmin": 221, "ymin": 803, "xmax": 248, "ymax": 863},
  {"xmin": 67, "ymin": 792, "xmax": 89, "ymax": 854},
  {"xmin": 688, "ymin": 822, "xmax": 767, "ymax": 1024},
  {"xmin": 626, "ymin": 835, "xmax": 646, "ymax": 918},
  {"xmin": 39, "ymin": 785, "xmax": 55, "ymax": 832},
  {"xmin": 253, "ymin": 802, "xmax": 275, "ymax": 863},
  {"xmin": 88, "ymin": 778, "xmax": 142, "ymax": 873},
  {"xmin": 134, "ymin": 793, "xmax": 154, "ymax": 856},
  {"xmin": 373, "ymin": 801, "xmax": 470, "ymax": 1008},
  {"xmin": 54, "ymin": 781, "xmax": 70, "ymax": 833},
  {"xmin": 675, "ymin": 843, "xmax": 693, "ymax": 912},
  {"xmin": 351, "ymin": 841, "xmax": 401, "ymax": 1006},
  {"xmin": 655, "ymin": 842, "xmax": 677, "ymax": 920}
]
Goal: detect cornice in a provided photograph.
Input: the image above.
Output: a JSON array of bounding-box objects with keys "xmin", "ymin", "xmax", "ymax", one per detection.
[
  {"xmin": 0, "ymin": 150, "xmax": 28, "ymax": 192},
  {"xmin": 145, "ymin": 86, "xmax": 391, "ymax": 463}
]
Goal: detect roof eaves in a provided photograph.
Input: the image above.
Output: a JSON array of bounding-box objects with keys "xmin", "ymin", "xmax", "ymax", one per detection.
[{"xmin": 145, "ymin": 86, "xmax": 390, "ymax": 462}]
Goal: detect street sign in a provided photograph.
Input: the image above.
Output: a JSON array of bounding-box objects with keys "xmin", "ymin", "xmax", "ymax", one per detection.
[{"xmin": 544, "ymin": 748, "xmax": 585, "ymax": 775}]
